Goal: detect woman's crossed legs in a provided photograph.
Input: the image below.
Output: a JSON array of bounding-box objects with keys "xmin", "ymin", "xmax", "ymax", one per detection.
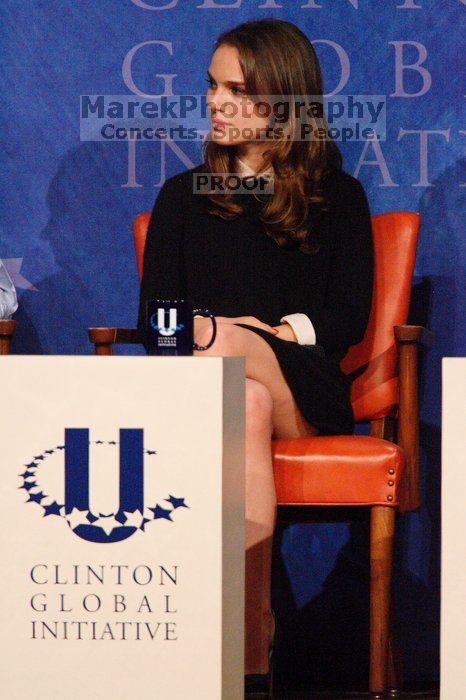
[{"xmin": 194, "ymin": 321, "xmax": 318, "ymax": 674}]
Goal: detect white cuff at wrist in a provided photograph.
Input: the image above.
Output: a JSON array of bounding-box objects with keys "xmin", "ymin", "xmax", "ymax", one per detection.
[{"xmin": 280, "ymin": 313, "xmax": 317, "ymax": 345}]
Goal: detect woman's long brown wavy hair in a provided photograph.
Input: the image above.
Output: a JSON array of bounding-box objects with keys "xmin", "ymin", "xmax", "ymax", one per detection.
[{"xmin": 202, "ymin": 18, "xmax": 342, "ymax": 254}]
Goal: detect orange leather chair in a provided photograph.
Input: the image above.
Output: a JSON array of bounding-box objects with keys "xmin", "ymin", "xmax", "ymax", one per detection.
[
  {"xmin": 89, "ymin": 210, "xmax": 427, "ymax": 698},
  {"xmin": 0, "ymin": 319, "xmax": 16, "ymax": 354}
]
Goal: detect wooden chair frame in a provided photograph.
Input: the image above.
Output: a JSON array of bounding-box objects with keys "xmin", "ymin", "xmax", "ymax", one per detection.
[
  {"xmin": 0, "ymin": 319, "xmax": 16, "ymax": 355},
  {"xmin": 88, "ymin": 323, "xmax": 430, "ymax": 697},
  {"xmin": 88, "ymin": 208, "xmax": 431, "ymax": 697}
]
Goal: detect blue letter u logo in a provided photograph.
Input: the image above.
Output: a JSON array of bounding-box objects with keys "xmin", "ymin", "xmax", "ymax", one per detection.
[{"xmin": 65, "ymin": 428, "xmax": 144, "ymax": 543}]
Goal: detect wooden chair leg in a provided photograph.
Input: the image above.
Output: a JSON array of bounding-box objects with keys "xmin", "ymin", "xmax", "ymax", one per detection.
[
  {"xmin": 0, "ymin": 336, "xmax": 10, "ymax": 355},
  {"xmin": 0, "ymin": 319, "xmax": 16, "ymax": 355},
  {"xmin": 386, "ymin": 630, "xmax": 403, "ymax": 697},
  {"xmin": 94, "ymin": 342, "xmax": 113, "ymax": 355},
  {"xmin": 370, "ymin": 505, "xmax": 395, "ymax": 698},
  {"xmin": 88, "ymin": 328, "xmax": 116, "ymax": 355}
]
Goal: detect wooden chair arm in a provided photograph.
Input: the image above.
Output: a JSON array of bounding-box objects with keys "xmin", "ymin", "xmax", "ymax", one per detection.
[
  {"xmin": 0, "ymin": 319, "xmax": 17, "ymax": 355},
  {"xmin": 88, "ymin": 327, "xmax": 143, "ymax": 355},
  {"xmin": 394, "ymin": 325, "xmax": 431, "ymax": 512}
]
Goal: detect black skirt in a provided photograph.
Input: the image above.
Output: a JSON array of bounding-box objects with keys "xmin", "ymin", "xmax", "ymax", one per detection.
[{"xmin": 233, "ymin": 323, "xmax": 354, "ymax": 436}]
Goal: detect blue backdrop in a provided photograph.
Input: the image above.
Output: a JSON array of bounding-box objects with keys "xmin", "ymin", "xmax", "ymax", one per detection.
[{"xmin": 2, "ymin": 0, "xmax": 465, "ymax": 690}]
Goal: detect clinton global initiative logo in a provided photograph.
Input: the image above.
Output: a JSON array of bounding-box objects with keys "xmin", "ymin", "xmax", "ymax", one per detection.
[
  {"xmin": 150, "ymin": 307, "xmax": 184, "ymax": 336},
  {"xmin": 19, "ymin": 429, "xmax": 189, "ymax": 544}
]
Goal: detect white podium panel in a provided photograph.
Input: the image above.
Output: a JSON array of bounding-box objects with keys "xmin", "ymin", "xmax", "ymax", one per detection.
[
  {"xmin": 441, "ymin": 358, "xmax": 466, "ymax": 699},
  {"xmin": 0, "ymin": 356, "xmax": 245, "ymax": 699}
]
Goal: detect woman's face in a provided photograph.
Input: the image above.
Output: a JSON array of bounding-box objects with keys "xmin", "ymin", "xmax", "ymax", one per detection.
[{"xmin": 206, "ymin": 45, "xmax": 270, "ymax": 146}]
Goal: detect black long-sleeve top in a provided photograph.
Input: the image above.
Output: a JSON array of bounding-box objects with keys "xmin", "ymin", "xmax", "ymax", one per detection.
[{"xmin": 137, "ymin": 163, "xmax": 374, "ymax": 362}]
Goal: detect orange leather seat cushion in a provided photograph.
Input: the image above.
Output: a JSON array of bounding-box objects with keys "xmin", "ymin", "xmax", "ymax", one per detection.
[{"xmin": 272, "ymin": 436, "xmax": 406, "ymax": 507}]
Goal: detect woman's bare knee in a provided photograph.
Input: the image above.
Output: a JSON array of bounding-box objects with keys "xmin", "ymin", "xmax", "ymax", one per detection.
[
  {"xmin": 246, "ymin": 379, "xmax": 274, "ymax": 434},
  {"xmin": 194, "ymin": 320, "xmax": 242, "ymax": 355}
]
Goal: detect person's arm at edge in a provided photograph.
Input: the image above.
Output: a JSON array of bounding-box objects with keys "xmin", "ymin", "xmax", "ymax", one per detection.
[{"xmin": 0, "ymin": 259, "xmax": 19, "ymax": 320}]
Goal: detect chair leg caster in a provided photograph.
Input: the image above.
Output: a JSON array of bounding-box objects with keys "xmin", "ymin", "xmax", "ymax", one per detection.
[{"xmin": 387, "ymin": 690, "xmax": 401, "ymax": 698}]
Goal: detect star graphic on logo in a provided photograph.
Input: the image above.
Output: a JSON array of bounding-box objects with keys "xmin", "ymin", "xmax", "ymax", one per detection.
[
  {"xmin": 28, "ymin": 491, "xmax": 46, "ymax": 504},
  {"xmin": 66, "ymin": 508, "xmax": 90, "ymax": 530},
  {"xmin": 123, "ymin": 510, "xmax": 144, "ymax": 529},
  {"xmin": 94, "ymin": 515, "xmax": 121, "ymax": 536},
  {"xmin": 165, "ymin": 495, "xmax": 189, "ymax": 510},
  {"xmin": 43, "ymin": 501, "xmax": 63, "ymax": 517},
  {"xmin": 20, "ymin": 443, "xmax": 191, "ymax": 539},
  {"xmin": 20, "ymin": 470, "xmax": 36, "ymax": 479},
  {"xmin": 20, "ymin": 481, "xmax": 37, "ymax": 492},
  {"xmin": 149, "ymin": 504, "xmax": 173, "ymax": 521}
]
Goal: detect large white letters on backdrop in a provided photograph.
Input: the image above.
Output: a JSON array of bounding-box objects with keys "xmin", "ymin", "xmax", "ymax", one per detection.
[
  {"xmin": 122, "ymin": 2, "xmax": 458, "ymax": 187},
  {"xmin": 389, "ymin": 41, "xmax": 432, "ymax": 97},
  {"xmin": 128, "ymin": 0, "xmax": 444, "ymax": 9},
  {"xmin": 122, "ymin": 40, "xmax": 176, "ymax": 97}
]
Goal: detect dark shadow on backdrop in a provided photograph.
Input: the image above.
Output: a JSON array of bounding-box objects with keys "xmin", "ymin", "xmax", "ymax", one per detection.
[{"xmin": 11, "ymin": 137, "xmax": 201, "ymax": 354}]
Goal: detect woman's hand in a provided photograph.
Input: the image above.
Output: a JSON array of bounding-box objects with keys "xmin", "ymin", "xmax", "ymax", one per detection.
[
  {"xmin": 194, "ymin": 316, "xmax": 298, "ymax": 342},
  {"xmin": 215, "ymin": 315, "xmax": 279, "ymax": 335},
  {"xmin": 271, "ymin": 323, "xmax": 298, "ymax": 342}
]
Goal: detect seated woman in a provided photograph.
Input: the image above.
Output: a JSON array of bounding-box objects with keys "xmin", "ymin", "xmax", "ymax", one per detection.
[
  {"xmin": 138, "ymin": 17, "xmax": 374, "ymax": 697},
  {"xmin": 0, "ymin": 259, "xmax": 18, "ymax": 320}
]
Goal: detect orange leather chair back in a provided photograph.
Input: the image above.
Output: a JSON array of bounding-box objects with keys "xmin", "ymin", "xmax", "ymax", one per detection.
[
  {"xmin": 340, "ymin": 212, "xmax": 419, "ymax": 422},
  {"xmin": 133, "ymin": 210, "xmax": 420, "ymax": 423}
]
